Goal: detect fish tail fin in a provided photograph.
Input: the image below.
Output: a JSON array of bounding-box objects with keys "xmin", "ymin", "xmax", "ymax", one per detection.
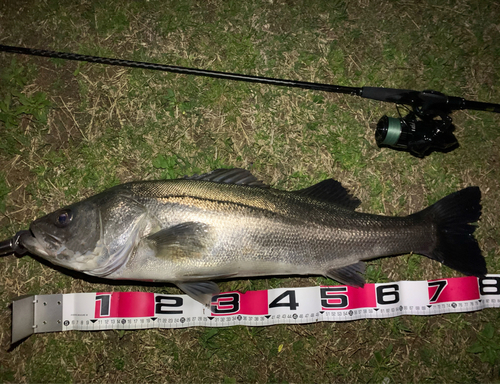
[{"xmin": 415, "ymin": 186, "xmax": 486, "ymax": 276}]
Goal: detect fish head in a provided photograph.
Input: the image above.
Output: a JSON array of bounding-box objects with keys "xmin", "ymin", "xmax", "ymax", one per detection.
[{"xmin": 20, "ymin": 199, "xmax": 105, "ymax": 272}]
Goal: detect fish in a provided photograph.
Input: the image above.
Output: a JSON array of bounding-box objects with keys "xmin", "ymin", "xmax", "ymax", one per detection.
[{"xmin": 15, "ymin": 168, "xmax": 486, "ymax": 305}]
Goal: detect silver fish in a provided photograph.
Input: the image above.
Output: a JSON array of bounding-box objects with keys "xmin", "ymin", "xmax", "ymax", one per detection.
[{"xmin": 16, "ymin": 168, "xmax": 486, "ymax": 305}]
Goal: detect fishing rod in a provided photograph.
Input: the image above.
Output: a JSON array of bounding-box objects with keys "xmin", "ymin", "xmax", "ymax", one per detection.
[{"xmin": 1, "ymin": 44, "xmax": 499, "ymax": 157}]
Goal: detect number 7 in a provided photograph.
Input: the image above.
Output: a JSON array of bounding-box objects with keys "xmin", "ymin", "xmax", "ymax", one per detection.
[{"xmin": 428, "ymin": 280, "xmax": 448, "ymax": 302}]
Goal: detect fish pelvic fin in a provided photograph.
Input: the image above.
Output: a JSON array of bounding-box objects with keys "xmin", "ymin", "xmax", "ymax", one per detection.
[
  {"xmin": 414, "ymin": 186, "xmax": 486, "ymax": 277},
  {"xmin": 326, "ymin": 262, "xmax": 366, "ymax": 287},
  {"xmin": 293, "ymin": 179, "xmax": 361, "ymax": 209},
  {"xmin": 177, "ymin": 281, "xmax": 220, "ymax": 307}
]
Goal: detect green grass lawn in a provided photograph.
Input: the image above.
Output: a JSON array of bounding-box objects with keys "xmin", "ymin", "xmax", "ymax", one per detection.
[{"xmin": 1, "ymin": 0, "xmax": 500, "ymax": 382}]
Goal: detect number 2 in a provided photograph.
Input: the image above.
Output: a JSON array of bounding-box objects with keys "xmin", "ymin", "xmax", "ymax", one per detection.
[{"xmin": 155, "ymin": 295, "xmax": 183, "ymax": 315}]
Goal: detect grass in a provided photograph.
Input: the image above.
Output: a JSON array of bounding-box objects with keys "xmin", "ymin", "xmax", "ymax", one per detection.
[{"xmin": 1, "ymin": 0, "xmax": 500, "ymax": 382}]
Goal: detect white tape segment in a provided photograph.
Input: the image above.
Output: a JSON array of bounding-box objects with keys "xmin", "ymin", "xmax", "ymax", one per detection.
[{"xmin": 11, "ymin": 275, "xmax": 500, "ymax": 343}]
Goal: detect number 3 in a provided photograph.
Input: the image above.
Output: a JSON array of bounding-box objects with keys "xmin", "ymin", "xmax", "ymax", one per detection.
[{"xmin": 211, "ymin": 293, "xmax": 240, "ymax": 314}]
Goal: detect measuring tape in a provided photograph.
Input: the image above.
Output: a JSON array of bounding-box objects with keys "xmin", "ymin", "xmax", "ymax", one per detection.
[{"xmin": 12, "ymin": 275, "xmax": 500, "ymax": 343}]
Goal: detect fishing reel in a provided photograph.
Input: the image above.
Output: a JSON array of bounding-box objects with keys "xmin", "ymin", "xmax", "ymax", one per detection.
[
  {"xmin": 375, "ymin": 109, "xmax": 457, "ymax": 157},
  {"xmin": 364, "ymin": 88, "xmax": 471, "ymax": 157}
]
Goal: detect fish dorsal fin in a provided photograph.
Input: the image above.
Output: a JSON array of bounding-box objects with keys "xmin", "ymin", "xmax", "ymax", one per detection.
[
  {"xmin": 294, "ymin": 179, "xmax": 360, "ymax": 210},
  {"xmin": 326, "ymin": 262, "xmax": 366, "ymax": 287},
  {"xmin": 185, "ymin": 168, "xmax": 269, "ymax": 188}
]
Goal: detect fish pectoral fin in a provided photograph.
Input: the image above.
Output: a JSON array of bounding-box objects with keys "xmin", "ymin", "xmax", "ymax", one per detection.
[
  {"xmin": 177, "ymin": 281, "xmax": 220, "ymax": 307},
  {"xmin": 326, "ymin": 262, "xmax": 366, "ymax": 287},
  {"xmin": 147, "ymin": 222, "xmax": 211, "ymax": 257}
]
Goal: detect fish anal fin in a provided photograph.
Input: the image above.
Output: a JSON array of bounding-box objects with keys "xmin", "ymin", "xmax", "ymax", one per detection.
[
  {"xmin": 177, "ymin": 281, "xmax": 220, "ymax": 306},
  {"xmin": 185, "ymin": 168, "xmax": 268, "ymax": 188},
  {"xmin": 326, "ymin": 262, "xmax": 366, "ymax": 287},
  {"xmin": 294, "ymin": 179, "xmax": 360, "ymax": 210}
]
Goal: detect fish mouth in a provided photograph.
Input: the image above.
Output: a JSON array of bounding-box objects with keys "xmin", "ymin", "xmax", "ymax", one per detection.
[
  {"xmin": 18, "ymin": 228, "xmax": 50, "ymax": 258},
  {"xmin": 22, "ymin": 224, "xmax": 69, "ymax": 260}
]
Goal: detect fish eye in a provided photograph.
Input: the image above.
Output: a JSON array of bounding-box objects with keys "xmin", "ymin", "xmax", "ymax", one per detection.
[{"xmin": 55, "ymin": 210, "xmax": 73, "ymax": 227}]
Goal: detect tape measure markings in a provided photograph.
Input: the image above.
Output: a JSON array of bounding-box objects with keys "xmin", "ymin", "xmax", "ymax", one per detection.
[{"xmin": 11, "ymin": 275, "xmax": 500, "ymax": 343}]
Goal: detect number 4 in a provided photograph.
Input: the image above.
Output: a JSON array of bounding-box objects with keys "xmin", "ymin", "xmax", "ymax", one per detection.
[{"xmin": 269, "ymin": 290, "xmax": 299, "ymax": 310}]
